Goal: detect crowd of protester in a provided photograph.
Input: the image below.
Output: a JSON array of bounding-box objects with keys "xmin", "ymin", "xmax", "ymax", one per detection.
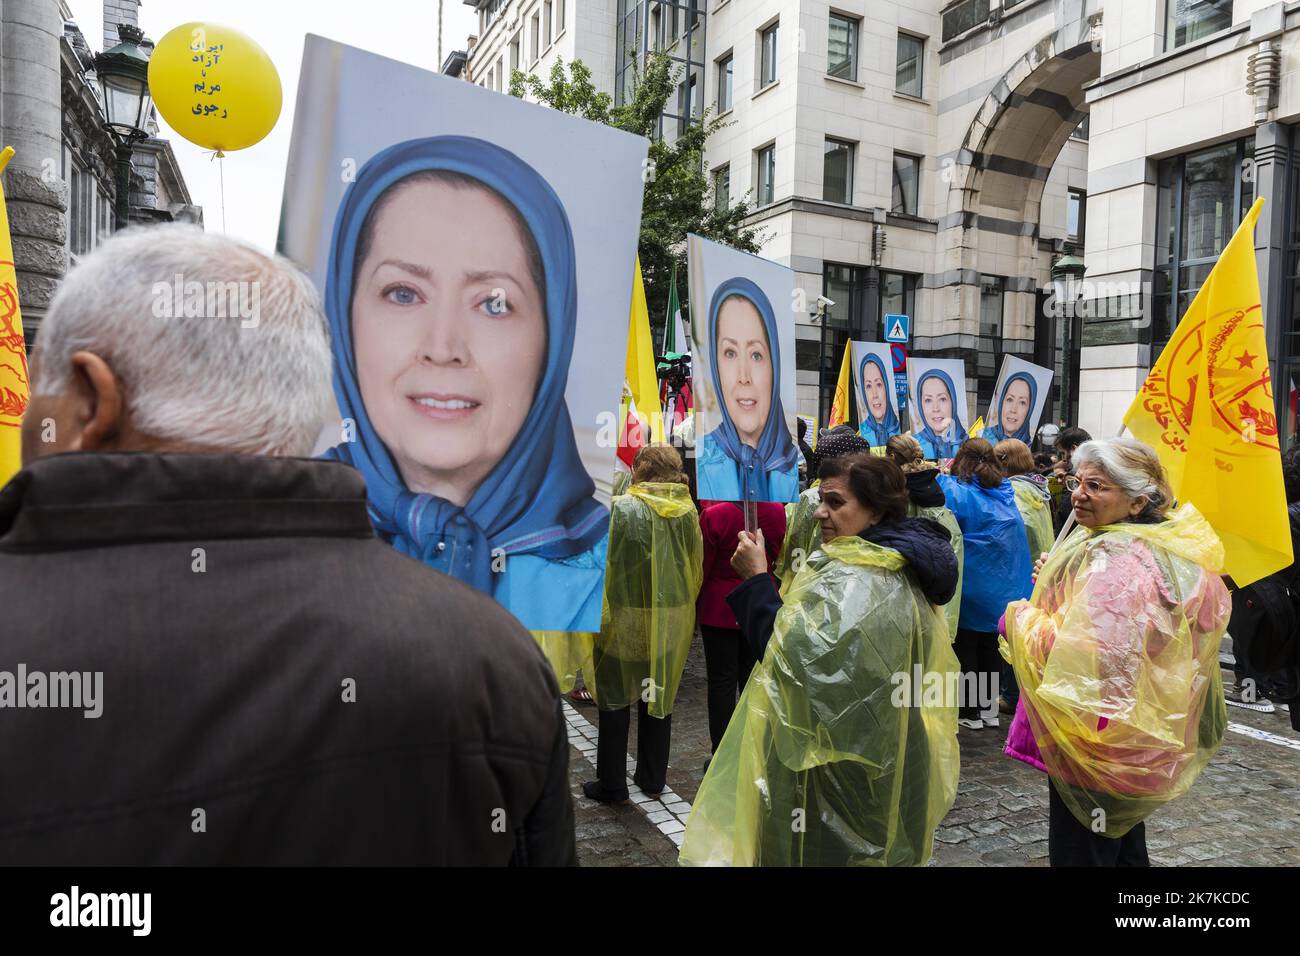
[{"xmin": 2, "ymin": 227, "xmax": 1295, "ymax": 869}]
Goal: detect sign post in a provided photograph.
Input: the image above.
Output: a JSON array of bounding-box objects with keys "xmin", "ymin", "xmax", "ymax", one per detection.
[{"xmin": 885, "ymin": 315, "xmax": 911, "ymax": 412}]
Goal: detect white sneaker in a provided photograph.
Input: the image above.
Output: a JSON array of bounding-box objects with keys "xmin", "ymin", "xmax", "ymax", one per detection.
[
  {"xmin": 982, "ymin": 715, "xmax": 1001, "ymax": 728},
  {"xmin": 1225, "ymin": 688, "xmax": 1275, "ymax": 713},
  {"xmin": 958, "ymin": 717, "xmax": 983, "ymax": 730}
]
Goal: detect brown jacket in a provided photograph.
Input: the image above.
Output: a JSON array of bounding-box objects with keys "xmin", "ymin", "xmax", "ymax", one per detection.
[{"xmin": 0, "ymin": 452, "xmax": 575, "ymax": 865}]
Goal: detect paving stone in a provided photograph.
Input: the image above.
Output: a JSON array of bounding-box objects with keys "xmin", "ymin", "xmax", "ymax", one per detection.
[
  {"xmin": 965, "ymin": 834, "xmax": 1016, "ymax": 853},
  {"xmin": 933, "ymin": 826, "xmax": 973, "ymax": 844}
]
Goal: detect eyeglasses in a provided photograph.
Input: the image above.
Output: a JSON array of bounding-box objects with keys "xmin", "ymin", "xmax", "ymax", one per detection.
[{"xmin": 1064, "ymin": 475, "xmax": 1116, "ymax": 496}]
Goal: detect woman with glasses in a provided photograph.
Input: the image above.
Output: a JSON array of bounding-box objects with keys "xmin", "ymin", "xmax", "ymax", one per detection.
[{"xmin": 1001, "ymin": 438, "xmax": 1230, "ymax": 866}]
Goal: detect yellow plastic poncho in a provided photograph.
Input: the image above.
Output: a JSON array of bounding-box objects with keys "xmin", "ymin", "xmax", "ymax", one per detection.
[
  {"xmin": 908, "ymin": 501, "xmax": 963, "ymax": 641},
  {"xmin": 1010, "ymin": 475, "xmax": 1055, "ymax": 562},
  {"xmin": 591, "ymin": 482, "xmax": 703, "ymax": 718},
  {"xmin": 774, "ymin": 484, "xmax": 821, "ymax": 599},
  {"xmin": 1000, "ymin": 504, "xmax": 1231, "ymax": 837},
  {"xmin": 679, "ymin": 537, "xmax": 961, "ymax": 866},
  {"xmin": 612, "ymin": 469, "xmax": 632, "ymax": 499},
  {"xmin": 531, "ymin": 631, "xmax": 595, "ymax": 695}
]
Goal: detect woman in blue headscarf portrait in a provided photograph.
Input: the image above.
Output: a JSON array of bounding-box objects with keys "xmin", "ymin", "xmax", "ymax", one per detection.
[
  {"xmin": 321, "ymin": 135, "xmax": 608, "ymax": 633},
  {"xmin": 914, "ymin": 367, "xmax": 967, "ymax": 460},
  {"xmin": 858, "ymin": 352, "xmax": 901, "ymax": 448},
  {"xmin": 696, "ymin": 277, "xmax": 800, "ymax": 503},
  {"xmin": 980, "ymin": 371, "xmax": 1038, "ymax": 445}
]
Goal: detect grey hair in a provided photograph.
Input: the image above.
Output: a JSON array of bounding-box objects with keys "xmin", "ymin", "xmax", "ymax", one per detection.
[
  {"xmin": 33, "ymin": 224, "xmax": 334, "ymax": 456},
  {"xmin": 1072, "ymin": 438, "xmax": 1174, "ymax": 516}
]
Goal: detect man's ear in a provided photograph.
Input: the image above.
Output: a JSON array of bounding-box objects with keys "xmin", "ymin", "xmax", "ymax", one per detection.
[{"xmin": 68, "ymin": 351, "xmax": 124, "ymax": 451}]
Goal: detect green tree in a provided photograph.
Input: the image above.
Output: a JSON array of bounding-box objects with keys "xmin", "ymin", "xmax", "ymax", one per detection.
[{"xmin": 510, "ymin": 53, "xmax": 764, "ymax": 337}]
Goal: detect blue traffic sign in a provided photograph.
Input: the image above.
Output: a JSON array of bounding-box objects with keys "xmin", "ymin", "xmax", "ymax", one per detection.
[{"xmin": 884, "ymin": 313, "xmax": 911, "ymax": 343}]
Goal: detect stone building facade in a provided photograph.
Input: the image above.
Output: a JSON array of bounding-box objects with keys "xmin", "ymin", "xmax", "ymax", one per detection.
[
  {"xmin": 1, "ymin": 0, "xmax": 200, "ymax": 345},
  {"xmin": 452, "ymin": 0, "xmax": 1300, "ymax": 441},
  {"xmin": 460, "ymin": 0, "xmax": 1087, "ymax": 427}
]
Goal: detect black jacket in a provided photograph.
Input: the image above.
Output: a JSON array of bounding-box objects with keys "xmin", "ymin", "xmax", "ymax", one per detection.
[
  {"xmin": 904, "ymin": 468, "xmax": 947, "ymax": 510},
  {"xmin": 727, "ymin": 517, "xmax": 959, "ymax": 661},
  {"xmin": 860, "ymin": 516, "xmax": 958, "ymax": 606},
  {"xmin": 0, "ymin": 452, "xmax": 575, "ymax": 865}
]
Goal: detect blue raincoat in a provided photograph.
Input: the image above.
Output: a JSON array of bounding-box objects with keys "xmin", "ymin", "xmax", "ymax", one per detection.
[
  {"xmin": 980, "ymin": 371, "xmax": 1038, "ymax": 445},
  {"xmin": 321, "ymin": 136, "xmax": 608, "ymax": 632},
  {"xmin": 858, "ymin": 352, "xmax": 901, "ymax": 448},
  {"xmin": 914, "ymin": 368, "xmax": 966, "ymax": 460},
  {"xmin": 697, "ymin": 277, "xmax": 800, "ymax": 503},
  {"xmin": 937, "ymin": 475, "xmax": 1032, "ymax": 632}
]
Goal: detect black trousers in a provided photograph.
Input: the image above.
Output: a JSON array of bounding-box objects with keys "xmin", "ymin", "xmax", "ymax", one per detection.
[
  {"xmin": 1048, "ymin": 780, "xmax": 1149, "ymax": 867},
  {"xmin": 596, "ymin": 699, "xmax": 672, "ymax": 796},
  {"xmin": 954, "ymin": 628, "xmax": 1001, "ymax": 719},
  {"xmin": 701, "ymin": 624, "xmax": 756, "ymax": 752}
]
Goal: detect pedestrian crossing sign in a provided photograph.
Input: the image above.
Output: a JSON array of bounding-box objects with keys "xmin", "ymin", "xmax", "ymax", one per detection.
[{"xmin": 884, "ymin": 314, "xmax": 910, "ymax": 343}]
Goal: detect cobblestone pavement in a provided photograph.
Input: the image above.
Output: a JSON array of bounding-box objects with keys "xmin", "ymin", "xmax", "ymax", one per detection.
[{"xmin": 567, "ymin": 636, "xmax": 1300, "ymax": 866}]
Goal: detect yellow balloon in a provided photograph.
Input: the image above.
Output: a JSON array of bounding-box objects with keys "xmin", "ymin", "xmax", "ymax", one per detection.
[{"xmin": 148, "ymin": 22, "xmax": 282, "ymax": 152}]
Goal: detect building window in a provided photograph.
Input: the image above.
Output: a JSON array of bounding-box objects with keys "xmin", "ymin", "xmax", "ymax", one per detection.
[
  {"xmin": 756, "ymin": 144, "xmax": 776, "ymax": 207},
  {"xmin": 880, "ymin": 272, "xmax": 916, "ymax": 329},
  {"xmin": 556, "ymin": 0, "xmax": 565, "ymax": 36},
  {"xmin": 1279, "ymin": 150, "xmax": 1300, "ymax": 449},
  {"xmin": 714, "ymin": 164, "xmax": 730, "ymax": 212},
  {"xmin": 1166, "ymin": 0, "xmax": 1232, "ymax": 51},
  {"xmin": 823, "ymin": 138, "xmax": 854, "ymax": 205},
  {"xmin": 717, "ymin": 53, "xmax": 733, "ymax": 112},
  {"xmin": 827, "ymin": 13, "xmax": 858, "ymax": 81},
  {"xmin": 1066, "ymin": 189, "xmax": 1086, "ymax": 248},
  {"xmin": 510, "ymin": 35, "xmax": 521, "ymax": 75},
  {"xmin": 942, "ymin": 0, "xmax": 990, "ymax": 43},
  {"xmin": 531, "ymin": 13, "xmax": 540, "ymax": 62},
  {"xmin": 822, "ymin": 264, "xmax": 868, "ymax": 335},
  {"xmin": 760, "ymin": 22, "xmax": 778, "ymax": 89},
  {"xmin": 544, "ymin": 1, "xmax": 553, "ymax": 47},
  {"xmin": 896, "ymin": 33, "xmax": 923, "ymax": 97},
  {"xmin": 64, "ymin": 149, "xmax": 111, "ymax": 259},
  {"xmin": 676, "ymin": 72, "xmax": 697, "ymax": 137},
  {"xmin": 1152, "ymin": 136, "xmax": 1256, "ymax": 352},
  {"xmin": 891, "ymin": 153, "xmax": 921, "ymax": 216},
  {"xmin": 978, "ymin": 275, "xmax": 1005, "ymax": 409}
]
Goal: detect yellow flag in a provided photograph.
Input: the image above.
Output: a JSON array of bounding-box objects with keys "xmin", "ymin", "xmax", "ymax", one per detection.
[
  {"xmin": 1123, "ymin": 197, "xmax": 1291, "ymax": 586},
  {"xmin": 624, "ymin": 257, "xmax": 664, "ymax": 444},
  {"xmin": 0, "ymin": 146, "xmax": 31, "ymax": 486},
  {"xmin": 828, "ymin": 342, "xmax": 852, "ymax": 428},
  {"xmin": 969, "ymin": 416, "xmax": 986, "ymax": 439}
]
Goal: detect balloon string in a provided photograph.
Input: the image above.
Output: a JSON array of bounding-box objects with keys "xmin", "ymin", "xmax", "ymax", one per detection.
[{"xmin": 208, "ymin": 149, "xmax": 227, "ymax": 234}]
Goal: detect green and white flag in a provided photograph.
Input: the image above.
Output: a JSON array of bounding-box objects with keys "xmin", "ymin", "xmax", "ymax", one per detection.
[{"xmin": 663, "ymin": 262, "xmax": 685, "ymax": 355}]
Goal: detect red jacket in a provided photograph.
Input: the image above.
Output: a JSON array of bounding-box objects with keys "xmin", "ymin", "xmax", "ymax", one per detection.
[{"xmin": 697, "ymin": 501, "xmax": 787, "ymax": 630}]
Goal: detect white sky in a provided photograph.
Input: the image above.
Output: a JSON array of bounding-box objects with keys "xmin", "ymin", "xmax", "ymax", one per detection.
[{"xmin": 66, "ymin": 0, "xmax": 481, "ymax": 251}]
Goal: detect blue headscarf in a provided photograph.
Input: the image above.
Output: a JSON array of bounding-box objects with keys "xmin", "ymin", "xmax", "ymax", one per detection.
[
  {"xmin": 704, "ymin": 277, "xmax": 800, "ymax": 500},
  {"xmin": 321, "ymin": 135, "xmax": 607, "ymax": 596},
  {"xmin": 857, "ymin": 352, "xmax": 901, "ymax": 447},
  {"xmin": 915, "ymin": 367, "xmax": 966, "ymax": 459},
  {"xmin": 984, "ymin": 371, "xmax": 1038, "ymax": 444}
]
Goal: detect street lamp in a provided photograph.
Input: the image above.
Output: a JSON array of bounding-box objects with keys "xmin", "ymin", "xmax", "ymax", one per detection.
[{"xmin": 93, "ymin": 23, "xmax": 153, "ymax": 230}]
